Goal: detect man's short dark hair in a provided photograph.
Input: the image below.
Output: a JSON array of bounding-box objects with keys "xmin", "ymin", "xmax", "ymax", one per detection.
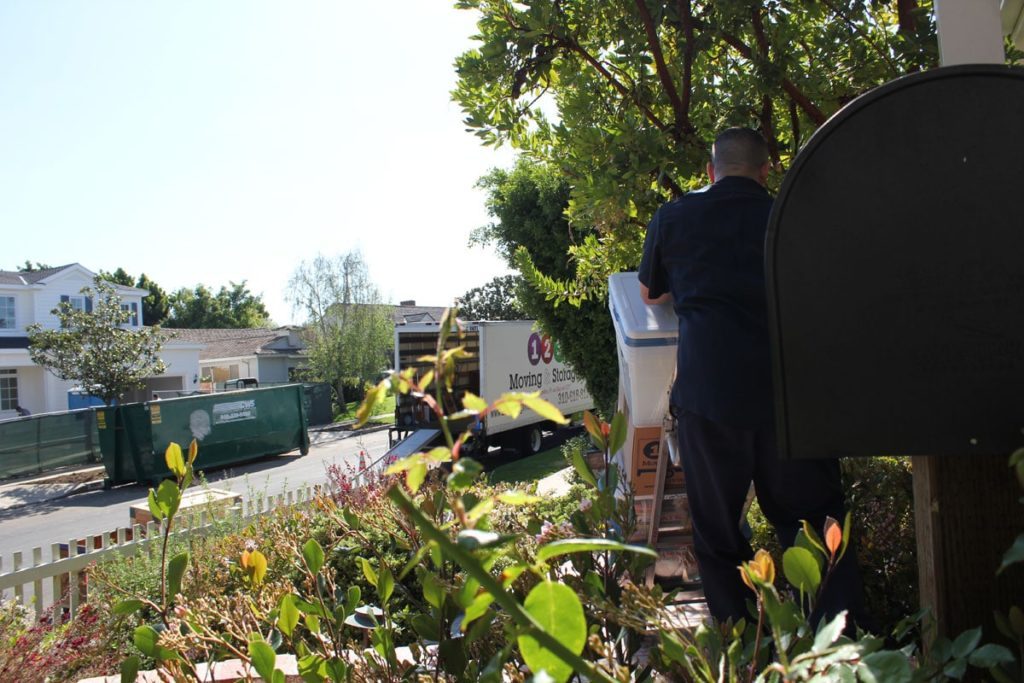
[{"xmin": 711, "ymin": 127, "xmax": 770, "ymax": 172}]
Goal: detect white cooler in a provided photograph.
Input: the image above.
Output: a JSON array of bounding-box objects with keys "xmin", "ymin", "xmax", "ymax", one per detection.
[
  {"xmin": 609, "ymin": 273, "xmax": 697, "ymax": 581},
  {"xmin": 608, "ymin": 272, "xmax": 680, "ymax": 511},
  {"xmin": 608, "ymin": 272, "xmax": 678, "ymax": 425}
]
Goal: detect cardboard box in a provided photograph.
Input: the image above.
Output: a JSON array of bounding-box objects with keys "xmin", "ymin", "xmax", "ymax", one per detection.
[
  {"xmin": 629, "ymin": 425, "xmax": 685, "ymax": 496},
  {"xmin": 130, "ymin": 487, "xmax": 241, "ymax": 526},
  {"xmin": 632, "ymin": 493, "xmax": 692, "ymax": 540}
]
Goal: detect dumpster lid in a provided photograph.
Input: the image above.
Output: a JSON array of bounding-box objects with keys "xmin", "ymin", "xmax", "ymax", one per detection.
[{"xmin": 608, "ymin": 272, "xmax": 678, "ymax": 347}]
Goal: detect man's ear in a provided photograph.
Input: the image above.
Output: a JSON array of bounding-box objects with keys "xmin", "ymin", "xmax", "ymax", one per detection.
[{"xmin": 706, "ymin": 162, "xmax": 716, "ymax": 183}]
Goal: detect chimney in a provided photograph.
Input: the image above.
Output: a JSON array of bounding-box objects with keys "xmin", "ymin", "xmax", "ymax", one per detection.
[{"xmin": 400, "ymin": 300, "xmax": 416, "ymax": 306}]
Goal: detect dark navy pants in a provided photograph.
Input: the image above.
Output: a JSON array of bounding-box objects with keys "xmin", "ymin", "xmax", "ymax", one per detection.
[{"xmin": 676, "ymin": 410, "xmax": 868, "ymax": 628}]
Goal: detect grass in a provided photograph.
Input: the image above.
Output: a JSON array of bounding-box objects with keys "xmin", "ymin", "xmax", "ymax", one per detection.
[
  {"xmin": 335, "ymin": 394, "xmax": 396, "ymax": 424},
  {"xmin": 488, "ymin": 447, "xmax": 569, "ymax": 485}
]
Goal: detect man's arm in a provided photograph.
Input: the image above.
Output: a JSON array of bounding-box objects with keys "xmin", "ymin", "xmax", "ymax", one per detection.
[{"xmin": 640, "ymin": 282, "xmax": 671, "ymax": 305}]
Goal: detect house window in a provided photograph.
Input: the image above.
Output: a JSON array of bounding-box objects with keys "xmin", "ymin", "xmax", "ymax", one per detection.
[
  {"xmin": 0, "ymin": 369, "xmax": 17, "ymax": 411},
  {"xmin": 120, "ymin": 302, "xmax": 139, "ymax": 326},
  {"xmin": 0, "ymin": 297, "xmax": 14, "ymax": 329}
]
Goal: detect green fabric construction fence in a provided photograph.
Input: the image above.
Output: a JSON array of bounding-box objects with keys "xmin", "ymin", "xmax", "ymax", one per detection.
[{"xmin": 0, "ymin": 410, "xmax": 100, "ymax": 480}]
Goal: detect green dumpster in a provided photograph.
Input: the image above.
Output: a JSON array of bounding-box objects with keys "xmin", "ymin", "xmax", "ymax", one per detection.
[{"xmin": 97, "ymin": 384, "xmax": 310, "ymax": 486}]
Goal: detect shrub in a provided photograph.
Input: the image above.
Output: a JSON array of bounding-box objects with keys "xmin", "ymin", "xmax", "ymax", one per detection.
[{"xmin": 748, "ymin": 455, "xmax": 917, "ymax": 633}]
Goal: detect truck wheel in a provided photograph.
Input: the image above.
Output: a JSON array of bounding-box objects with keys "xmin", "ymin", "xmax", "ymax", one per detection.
[{"xmin": 519, "ymin": 426, "xmax": 543, "ymax": 455}]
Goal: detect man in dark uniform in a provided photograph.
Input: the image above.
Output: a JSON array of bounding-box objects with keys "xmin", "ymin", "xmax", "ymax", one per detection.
[{"xmin": 638, "ymin": 127, "xmax": 866, "ymax": 627}]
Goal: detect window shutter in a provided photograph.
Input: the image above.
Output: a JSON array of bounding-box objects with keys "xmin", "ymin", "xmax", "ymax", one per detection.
[
  {"xmin": 85, "ymin": 297, "xmax": 93, "ymax": 313},
  {"xmin": 131, "ymin": 302, "xmax": 139, "ymax": 326},
  {"xmin": 60, "ymin": 295, "xmax": 69, "ymax": 304}
]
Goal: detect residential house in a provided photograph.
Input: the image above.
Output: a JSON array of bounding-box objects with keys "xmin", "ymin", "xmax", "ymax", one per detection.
[
  {"xmin": 392, "ymin": 301, "xmax": 447, "ymax": 325},
  {"xmin": 168, "ymin": 327, "xmax": 308, "ymax": 387},
  {"xmin": 0, "ymin": 264, "xmax": 202, "ymax": 417}
]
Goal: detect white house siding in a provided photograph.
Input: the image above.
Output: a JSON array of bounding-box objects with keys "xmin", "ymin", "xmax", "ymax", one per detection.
[
  {"xmin": 255, "ymin": 356, "xmax": 292, "ymax": 383},
  {"xmin": 158, "ymin": 345, "xmax": 203, "ymax": 394},
  {"xmin": 31, "ymin": 268, "xmax": 146, "ymax": 332},
  {"xmin": 0, "ymin": 288, "xmax": 35, "ymax": 334}
]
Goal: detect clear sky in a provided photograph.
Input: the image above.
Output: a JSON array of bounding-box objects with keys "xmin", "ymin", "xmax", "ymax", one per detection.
[{"xmin": 0, "ymin": 1, "xmax": 516, "ymax": 325}]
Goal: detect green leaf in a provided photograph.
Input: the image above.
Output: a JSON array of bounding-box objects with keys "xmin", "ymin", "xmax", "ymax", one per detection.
[
  {"xmin": 462, "ymin": 589, "xmax": 494, "ymax": 628},
  {"xmin": 569, "ymin": 448, "xmax": 597, "ymax": 487},
  {"xmin": 147, "ymin": 489, "xmax": 164, "ymax": 522},
  {"xmin": 120, "ymin": 655, "xmax": 140, "ymax": 683},
  {"xmin": 407, "ymin": 462, "xmax": 428, "ymax": 493},
  {"xmin": 133, "ymin": 625, "xmax": 179, "ymax": 661},
  {"xmin": 951, "ymin": 626, "xmax": 982, "ymax": 659},
  {"xmin": 305, "ymin": 614, "xmax": 321, "ymax": 634},
  {"xmin": 420, "ymin": 571, "xmax": 445, "ymax": 609},
  {"xmin": 494, "ymin": 394, "xmax": 524, "ymax": 419},
  {"xmin": 249, "ymin": 638, "xmax": 278, "ymax": 683},
  {"xmin": 813, "ymin": 612, "xmax": 847, "ymax": 651},
  {"xmin": 325, "ymin": 657, "xmax": 348, "ymax": 682},
  {"xmin": 608, "ymin": 412, "xmax": 627, "ymax": 456},
  {"xmin": 800, "ymin": 520, "xmax": 827, "ymax": 556},
  {"xmin": 582, "ymin": 411, "xmax": 605, "ymax": 451},
  {"xmin": 133, "ymin": 625, "xmax": 159, "ymax": 657},
  {"xmin": 659, "ymin": 631, "xmax": 687, "ymax": 664},
  {"xmin": 463, "ymin": 392, "xmax": 489, "ymax": 412},
  {"xmin": 967, "ymin": 643, "xmax": 1015, "ymax": 668},
  {"xmin": 164, "ymin": 442, "xmax": 186, "ymax": 479},
  {"xmin": 535, "ymin": 538, "xmax": 658, "ymax": 563},
  {"xmin": 278, "ymin": 594, "xmax": 300, "ymax": 638},
  {"xmin": 156, "ymin": 479, "xmax": 181, "ymax": 520},
  {"xmin": 356, "ymin": 381, "xmax": 386, "ymax": 427},
  {"xmin": 346, "ymin": 585, "xmax": 361, "ymax": 614},
  {"xmin": 782, "ymin": 546, "xmax": 822, "ymax": 595},
  {"xmin": 359, "ymin": 557, "xmax": 378, "ymax": 587},
  {"xmin": 858, "ymin": 652, "xmax": 912, "ymax": 683},
  {"xmin": 113, "ymin": 599, "xmax": 145, "ymax": 616},
  {"xmin": 522, "ymin": 394, "xmax": 569, "ymax": 424},
  {"xmin": 998, "ymin": 535, "xmax": 1024, "ymax": 574},
  {"xmin": 794, "ymin": 530, "xmax": 825, "ymax": 569},
  {"xmin": 167, "ymin": 551, "xmax": 189, "ymax": 600},
  {"xmin": 518, "ymin": 581, "xmax": 586, "ymax": 683},
  {"xmin": 302, "ymin": 539, "xmax": 325, "ymax": 576},
  {"xmin": 448, "ymin": 457, "xmax": 483, "ymax": 490},
  {"xmin": 378, "ymin": 567, "xmax": 395, "ymax": 605}
]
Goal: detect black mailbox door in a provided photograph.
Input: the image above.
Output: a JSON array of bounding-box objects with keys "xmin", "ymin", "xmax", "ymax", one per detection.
[{"xmin": 768, "ymin": 65, "xmax": 1024, "ymax": 459}]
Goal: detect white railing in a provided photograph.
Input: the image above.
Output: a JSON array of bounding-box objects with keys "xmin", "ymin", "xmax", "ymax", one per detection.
[
  {"xmin": 0, "ymin": 483, "xmax": 328, "ymax": 622},
  {"xmin": 0, "ymin": 442, "xmax": 396, "ymax": 624}
]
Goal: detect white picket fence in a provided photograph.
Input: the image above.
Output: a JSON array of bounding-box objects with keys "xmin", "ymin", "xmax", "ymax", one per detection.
[{"xmin": 0, "ymin": 480, "xmax": 345, "ymax": 623}]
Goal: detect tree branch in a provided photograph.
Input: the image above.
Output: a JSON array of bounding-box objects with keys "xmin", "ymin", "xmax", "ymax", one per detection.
[
  {"xmin": 692, "ymin": 18, "xmax": 827, "ymax": 125},
  {"xmin": 634, "ymin": 0, "xmax": 688, "ymax": 135},
  {"xmin": 677, "ymin": 0, "xmax": 695, "ymax": 120},
  {"xmin": 559, "ymin": 36, "xmax": 674, "ymax": 136}
]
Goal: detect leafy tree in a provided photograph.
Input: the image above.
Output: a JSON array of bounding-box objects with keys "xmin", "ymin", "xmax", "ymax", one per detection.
[
  {"xmin": 17, "ymin": 261, "xmax": 52, "ymax": 272},
  {"xmin": 164, "ymin": 281, "xmax": 271, "ymax": 329},
  {"xmin": 457, "ymin": 274, "xmax": 527, "ymax": 321},
  {"xmin": 97, "ymin": 269, "xmax": 171, "ymax": 325},
  {"xmin": 476, "ymin": 160, "xmax": 619, "ymax": 413},
  {"xmin": 26, "ymin": 278, "xmax": 166, "ymax": 405},
  {"xmin": 453, "ymin": 0, "xmax": 938, "ymax": 297},
  {"xmin": 286, "ymin": 252, "xmax": 393, "ymax": 405},
  {"xmin": 99, "ymin": 268, "xmax": 135, "ymax": 287},
  {"xmin": 136, "ymin": 273, "xmax": 170, "ymax": 326}
]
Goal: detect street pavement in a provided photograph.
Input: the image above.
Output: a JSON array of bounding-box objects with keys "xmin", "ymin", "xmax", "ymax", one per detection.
[{"xmin": 0, "ymin": 425, "xmax": 393, "ymax": 561}]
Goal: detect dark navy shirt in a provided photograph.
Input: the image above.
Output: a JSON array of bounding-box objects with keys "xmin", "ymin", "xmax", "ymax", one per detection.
[{"xmin": 638, "ymin": 175, "xmax": 774, "ymax": 429}]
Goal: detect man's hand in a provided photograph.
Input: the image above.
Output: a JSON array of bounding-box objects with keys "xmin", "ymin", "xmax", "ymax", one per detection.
[{"xmin": 640, "ymin": 282, "xmax": 672, "ymax": 305}]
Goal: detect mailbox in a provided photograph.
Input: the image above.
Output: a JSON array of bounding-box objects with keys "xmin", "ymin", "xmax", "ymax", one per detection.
[{"xmin": 767, "ymin": 65, "xmax": 1024, "ymax": 459}]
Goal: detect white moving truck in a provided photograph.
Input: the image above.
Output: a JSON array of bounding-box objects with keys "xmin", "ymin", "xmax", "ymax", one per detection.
[{"xmin": 389, "ymin": 320, "xmax": 593, "ymax": 456}]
